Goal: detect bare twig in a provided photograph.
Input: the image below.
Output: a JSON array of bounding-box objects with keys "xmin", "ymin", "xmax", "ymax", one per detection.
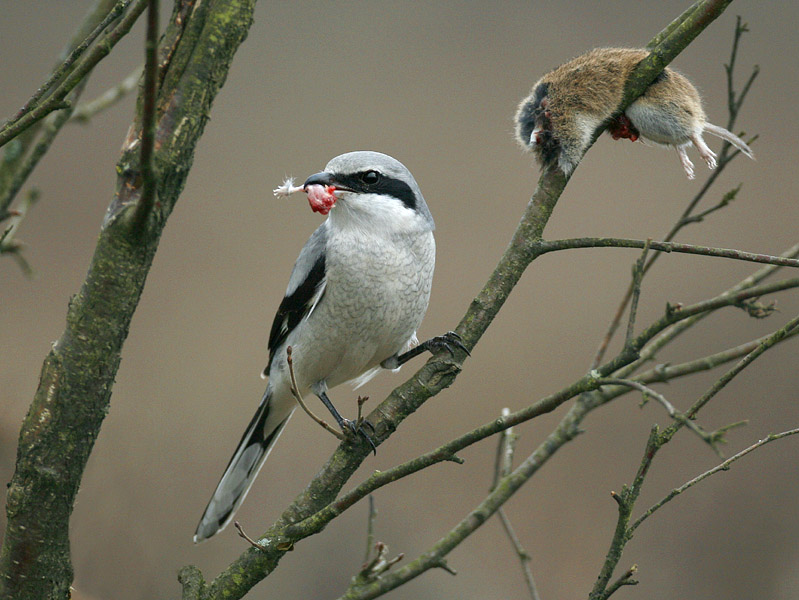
[
  {"xmin": 536, "ymin": 237, "xmax": 799, "ymax": 269},
  {"xmin": 234, "ymin": 521, "xmax": 268, "ymax": 552},
  {"xmin": 6, "ymin": 0, "xmax": 132, "ymax": 124},
  {"xmin": 620, "ymin": 324, "xmax": 799, "ymax": 389},
  {"xmin": 681, "ymin": 312, "xmax": 799, "ymax": 424},
  {"xmin": 607, "ymin": 244, "xmax": 799, "ymax": 384},
  {"xmin": 588, "ymin": 427, "xmax": 659, "ymax": 600},
  {"xmin": 0, "ymin": 1, "xmax": 121, "ymax": 223},
  {"xmin": 625, "ymin": 240, "xmax": 651, "ymax": 347},
  {"xmin": 132, "ymin": 0, "xmax": 160, "ymax": 231},
  {"xmin": 598, "ymin": 378, "xmax": 729, "ymax": 454},
  {"xmin": 604, "ymin": 565, "xmax": 639, "ymax": 599},
  {"xmin": 70, "ymin": 65, "xmax": 143, "ymax": 123},
  {"xmin": 355, "ymin": 542, "xmax": 404, "ymax": 583},
  {"xmin": 587, "ymin": 313, "xmax": 799, "ymax": 600},
  {"xmin": 0, "ymin": 0, "xmax": 148, "ymax": 148},
  {"xmin": 490, "ymin": 408, "xmax": 541, "ymax": 600},
  {"xmin": 630, "ymin": 428, "xmax": 799, "ymax": 533},
  {"xmin": 364, "ymin": 496, "xmax": 377, "ymax": 565},
  {"xmin": 286, "ymin": 346, "xmax": 345, "ymax": 440},
  {"xmin": 0, "ymin": 189, "xmax": 39, "ymax": 275}
]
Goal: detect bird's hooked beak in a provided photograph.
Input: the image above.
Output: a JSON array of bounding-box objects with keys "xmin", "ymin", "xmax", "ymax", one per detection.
[{"xmin": 302, "ymin": 172, "xmax": 353, "ymax": 215}]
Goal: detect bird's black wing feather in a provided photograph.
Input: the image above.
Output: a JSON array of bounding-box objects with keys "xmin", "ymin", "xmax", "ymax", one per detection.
[{"xmin": 264, "ymin": 224, "xmax": 327, "ymax": 374}]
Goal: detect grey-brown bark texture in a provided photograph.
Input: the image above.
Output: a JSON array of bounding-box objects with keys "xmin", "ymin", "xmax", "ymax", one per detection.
[{"xmin": 0, "ymin": 1, "xmax": 257, "ymax": 597}]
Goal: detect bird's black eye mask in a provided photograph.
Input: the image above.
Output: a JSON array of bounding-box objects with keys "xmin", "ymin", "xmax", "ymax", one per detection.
[{"xmin": 333, "ymin": 170, "xmax": 417, "ymax": 211}]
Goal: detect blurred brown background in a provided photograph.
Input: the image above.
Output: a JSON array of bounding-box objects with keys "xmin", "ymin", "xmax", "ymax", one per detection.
[{"xmin": 2, "ymin": 2, "xmax": 798, "ymax": 599}]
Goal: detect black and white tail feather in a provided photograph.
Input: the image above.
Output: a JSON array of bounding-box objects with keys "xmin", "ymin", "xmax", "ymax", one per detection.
[{"xmin": 193, "ymin": 391, "xmax": 294, "ymax": 543}]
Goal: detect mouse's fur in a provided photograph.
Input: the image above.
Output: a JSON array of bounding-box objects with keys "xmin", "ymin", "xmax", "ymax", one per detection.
[{"xmin": 515, "ymin": 48, "xmax": 753, "ymax": 179}]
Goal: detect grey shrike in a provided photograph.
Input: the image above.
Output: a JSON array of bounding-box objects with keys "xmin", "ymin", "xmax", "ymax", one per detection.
[{"xmin": 194, "ymin": 151, "xmax": 465, "ymax": 542}]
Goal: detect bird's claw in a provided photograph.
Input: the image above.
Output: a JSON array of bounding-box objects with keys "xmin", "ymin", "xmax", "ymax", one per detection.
[
  {"xmin": 430, "ymin": 331, "xmax": 471, "ymax": 358},
  {"xmin": 341, "ymin": 418, "xmax": 377, "ymax": 454}
]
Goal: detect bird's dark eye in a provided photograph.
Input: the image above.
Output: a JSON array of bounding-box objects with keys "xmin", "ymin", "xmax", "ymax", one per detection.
[{"xmin": 360, "ymin": 170, "xmax": 380, "ymax": 185}]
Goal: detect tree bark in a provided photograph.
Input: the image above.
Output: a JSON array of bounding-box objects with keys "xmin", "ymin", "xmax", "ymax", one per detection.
[{"xmin": 0, "ymin": 1, "xmax": 257, "ymax": 597}]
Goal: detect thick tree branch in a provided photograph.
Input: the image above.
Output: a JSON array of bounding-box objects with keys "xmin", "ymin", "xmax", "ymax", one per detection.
[{"xmin": 0, "ymin": 2, "xmax": 258, "ymax": 598}]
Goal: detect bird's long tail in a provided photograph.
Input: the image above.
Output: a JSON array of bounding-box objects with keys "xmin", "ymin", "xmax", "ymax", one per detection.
[
  {"xmin": 703, "ymin": 123, "xmax": 754, "ymax": 159},
  {"xmin": 194, "ymin": 389, "xmax": 294, "ymax": 542}
]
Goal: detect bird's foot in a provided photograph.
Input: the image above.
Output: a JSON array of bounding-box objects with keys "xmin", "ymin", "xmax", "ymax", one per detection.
[
  {"xmin": 426, "ymin": 331, "xmax": 471, "ymax": 358},
  {"xmin": 340, "ymin": 417, "xmax": 377, "ymax": 454}
]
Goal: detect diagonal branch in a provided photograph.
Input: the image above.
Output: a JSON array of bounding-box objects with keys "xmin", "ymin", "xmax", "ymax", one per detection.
[{"xmin": 5, "ymin": 0, "xmax": 133, "ymax": 126}]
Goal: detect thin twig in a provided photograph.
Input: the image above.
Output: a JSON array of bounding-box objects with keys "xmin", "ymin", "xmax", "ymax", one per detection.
[
  {"xmin": 0, "ymin": 189, "xmax": 39, "ymax": 275},
  {"xmin": 364, "ymin": 495, "xmax": 377, "ymax": 565},
  {"xmin": 536, "ymin": 238, "xmax": 799, "ymax": 269},
  {"xmin": 630, "ymin": 428, "xmax": 799, "ymax": 533},
  {"xmin": 355, "ymin": 542, "xmax": 405, "ymax": 583},
  {"xmin": 629, "ymin": 324, "xmax": 799, "ymax": 387},
  {"xmin": 607, "ymin": 244, "xmax": 799, "ymax": 383},
  {"xmin": 132, "ymin": 0, "xmax": 159, "ymax": 231},
  {"xmin": 286, "ymin": 346, "xmax": 345, "ymax": 440},
  {"xmin": 6, "ymin": 0, "xmax": 132, "ymax": 124},
  {"xmin": 588, "ymin": 427, "xmax": 659, "ymax": 600},
  {"xmin": 0, "ymin": 0, "xmax": 148, "ymax": 148},
  {"xmin": 234, "ymin": 521, "xmax": 268, "ymax": 552},
  {"xmin": 491, "ymin": 408, "xmax": 541, "ymax": 600},
  {"xmin": 70, "ymin": 65, "xmax": 143, "ymax": 123},
  {"xmin": 603, "ymin": 565, "xmax": 639, "ymax": 600},
  {"xmin": 598, "ymin": 378, "xmax": 723, "ymax": 453},
  {"xmin": 625, "ymin": 240, "xmax": 651, "ymax": 347},
  {"xmin": 496, "ymin": 510, "xmax": 541, "ymax": 600},
  {"xmin": 682, "ymin": 312, "xmax": 799, "ymax": 423},
  {"xmin": 587, "ymin": 314, "xmax": 799, "ymax": 599}
]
